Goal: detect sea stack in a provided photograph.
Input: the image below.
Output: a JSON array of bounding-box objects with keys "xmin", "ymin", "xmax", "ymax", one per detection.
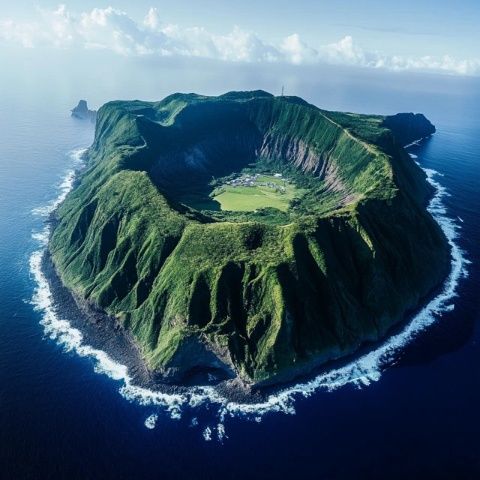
[{"xmin": 71, "ymin": 100, "xmax": 97, "ymax": 123}]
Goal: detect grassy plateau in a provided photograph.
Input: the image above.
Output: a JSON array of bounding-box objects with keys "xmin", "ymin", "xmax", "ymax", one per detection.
[{"xmin": 210, "ymin": 174, "xmax": 302, "ymax": 212}]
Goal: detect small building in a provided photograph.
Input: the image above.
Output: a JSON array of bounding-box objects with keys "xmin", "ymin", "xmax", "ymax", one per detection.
[{"xmin": 274, "ymin": 173, "xmax": 282, "ymax": 178}]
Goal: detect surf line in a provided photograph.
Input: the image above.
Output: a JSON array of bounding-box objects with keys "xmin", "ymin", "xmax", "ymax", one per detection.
[{"xmin": 29, "ymin": 146, "xmax": 469, "ymax": 440}]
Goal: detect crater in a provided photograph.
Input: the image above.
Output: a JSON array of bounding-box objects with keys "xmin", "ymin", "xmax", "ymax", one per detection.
[{"xmin": 141, "ymin": 94, "xmax": 359, "ymax": 224}]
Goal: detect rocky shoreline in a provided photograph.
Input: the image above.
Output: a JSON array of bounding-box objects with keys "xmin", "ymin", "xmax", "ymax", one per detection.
[{"xmin": 42, "ymin": 248, "xmax": 269, "ymax": 404}]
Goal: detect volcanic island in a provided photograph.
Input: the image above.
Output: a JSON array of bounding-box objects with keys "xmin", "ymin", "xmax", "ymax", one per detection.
[{"xmin": 47, "ymin": 91, "xmax": 449, "ymax": 392}]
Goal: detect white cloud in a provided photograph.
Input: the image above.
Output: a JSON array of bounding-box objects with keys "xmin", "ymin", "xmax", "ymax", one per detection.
[
  {"xmin": 0, "ymin": 5, "xmax": 478, "ymax": 76},
  {"xmin": 280, "ymin": 34, "xmax": 318, "ymax": 65},
  {"xmin": 143, "ymin": 7, "xmax": 160, "ymax": 31},
  {"xmin": 323, "ymin": 35, "xmax": 368, "ymax": 65},
  {"xmin": 47, "ymin": 4, "xmax": 75, "ymax": 47},
  {"xmin": 212, "ymin": 26, "xmax": 279, "ymax": 62},
  {"xmin": 0, "ymin": 19, "xmax": 37, "ymax": 48},
  {"xmin": 77, "ymin": 6, "xmax": 157, "ymax": 55}
]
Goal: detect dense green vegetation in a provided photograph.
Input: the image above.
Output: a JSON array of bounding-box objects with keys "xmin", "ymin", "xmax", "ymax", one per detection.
[{"xmin": 49, "ymin": 90, "xmax": 447, "ymax": 386}]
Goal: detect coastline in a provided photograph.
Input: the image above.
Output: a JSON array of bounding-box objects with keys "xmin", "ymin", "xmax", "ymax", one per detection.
[
  {"xmin": 41, "ymin": 248, "xmax": 266, "ymax": 404},
  {"xmin": 41, "ymin": 234, "xmax": 451, "ymax": 397},
  {"xmin": 42, "ymin": 249, "xmax": 153, "ymax": 387}
]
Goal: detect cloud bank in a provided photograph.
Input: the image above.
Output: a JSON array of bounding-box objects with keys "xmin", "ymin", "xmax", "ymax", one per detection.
[{"xmin": 1, "ymin": 5, "xmax": 478, "ymax": 76}]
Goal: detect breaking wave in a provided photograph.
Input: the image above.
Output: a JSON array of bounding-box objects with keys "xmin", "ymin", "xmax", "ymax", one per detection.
[{"xmin": 29, "ymin": 146, "xmax": 469, "ymax": 441}]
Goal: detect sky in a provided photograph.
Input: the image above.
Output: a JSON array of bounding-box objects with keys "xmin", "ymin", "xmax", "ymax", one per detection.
[{"xmin": 0, "ymin": 1, "xmax": 479, "ymax": 76}]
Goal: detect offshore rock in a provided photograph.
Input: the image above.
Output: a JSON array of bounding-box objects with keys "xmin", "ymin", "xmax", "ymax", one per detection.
[{"xmin": 71, "ymin": 100, "xmax": 97, "ymax": 122}]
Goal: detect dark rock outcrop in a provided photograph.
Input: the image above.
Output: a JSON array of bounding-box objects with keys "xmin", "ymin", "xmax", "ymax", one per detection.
[
  {"xmin": 71, "ymin": 100, "xmax": 97, "ymax": 123},
  {"xmin": 382, "ymin": 113, "xmax": 435, "ymax": 146}
]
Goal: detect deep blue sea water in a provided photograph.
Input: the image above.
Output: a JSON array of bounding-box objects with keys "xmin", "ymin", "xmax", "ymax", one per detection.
[{"xmin": 0, "ymin": 55, "xmax": 479, "ymax": 478}]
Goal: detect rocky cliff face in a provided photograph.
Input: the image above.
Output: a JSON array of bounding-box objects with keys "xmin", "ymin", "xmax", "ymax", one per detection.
[
  {"xmin": 50, "ymin": 91, "xmax": 449, "ymax": 386},
  {"xmin": 382, "ymin": 112, "xmax": 436, "ymax": 146}
]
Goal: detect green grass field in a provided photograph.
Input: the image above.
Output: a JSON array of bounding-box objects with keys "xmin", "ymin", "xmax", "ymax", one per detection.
[{"xmin": 212, "ymin": 175, "xmax": 301, "ymax": 212}]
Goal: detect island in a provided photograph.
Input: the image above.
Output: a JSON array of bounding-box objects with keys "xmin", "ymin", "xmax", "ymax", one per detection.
[
  {"xmin": 48, "ymin": 90, "xmax": 450, "ymax": 389},
  {"xmin": 71, "ymin": 100, "xmax": 97, "ymax": 122}
]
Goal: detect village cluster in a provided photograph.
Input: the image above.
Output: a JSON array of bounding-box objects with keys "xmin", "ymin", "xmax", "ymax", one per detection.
[{"xmin": 224, "ymin": 173, "xmax": 287, "ymax": 193}]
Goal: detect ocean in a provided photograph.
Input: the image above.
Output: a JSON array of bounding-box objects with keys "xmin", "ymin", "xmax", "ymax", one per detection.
[{"xmin": 0, "ymin": 51, "xmax": 479, "ymax": 478}]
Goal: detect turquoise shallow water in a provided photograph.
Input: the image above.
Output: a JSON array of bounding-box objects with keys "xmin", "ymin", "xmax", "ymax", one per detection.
[{"xmin": 0, "ymin": 53, "xmax": 479, "ymax": 478}]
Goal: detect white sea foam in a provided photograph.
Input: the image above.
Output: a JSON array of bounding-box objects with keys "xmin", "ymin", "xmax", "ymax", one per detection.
[
  {"xmin": 203, "ymin": 427, "xmax": 212, "ymax": 441},
  {"xmin": 404, "ymin": 138, "xmax": 424, "ymax": 148},
  {"xmin": 217, "ymin": 423, "xmax": 227, "ymax": 441},
  {"xmin": 144, "ymin": 414, "xmax": 158, "ymax": 430},
  {"xmin": 29, "ymin": 146, "xmax": 468, "ymax": 440},
  {"xmin": 32, "ymin": 148, "xmax": 87, "ymax": 218},
  {"xmin": 190, "ymin": 417, "xmax": 199, "ymax": 427}
]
